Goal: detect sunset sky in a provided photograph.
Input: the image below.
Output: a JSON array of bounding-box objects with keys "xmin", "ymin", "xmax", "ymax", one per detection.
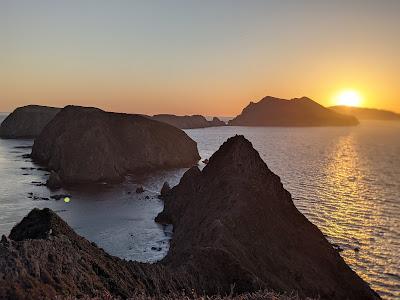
[{"xmin": 1, "ymin": 0, "xmax": 399, "ymax": 115}]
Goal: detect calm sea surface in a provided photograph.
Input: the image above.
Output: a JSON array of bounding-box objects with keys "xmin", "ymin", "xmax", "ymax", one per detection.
[{"xmin": 0, "ymin": 113, "xmax": 399, "ymax": 299}]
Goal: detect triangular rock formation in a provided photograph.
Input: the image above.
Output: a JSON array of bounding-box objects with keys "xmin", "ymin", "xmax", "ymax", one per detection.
[{"xmin": 157, "ymin": 135, "xmax": 378, "ymax": 299}]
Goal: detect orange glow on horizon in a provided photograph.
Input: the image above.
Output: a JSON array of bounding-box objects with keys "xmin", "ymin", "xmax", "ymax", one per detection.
[{"xmin": 334, "ymin": 90, "xmax": 363, "ymax": 107}]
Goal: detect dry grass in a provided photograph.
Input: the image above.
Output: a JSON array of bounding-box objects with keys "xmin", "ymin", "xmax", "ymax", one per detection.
[{"xmin": 55, "ymin": 289, "xmax": 315, "ymax": 300}]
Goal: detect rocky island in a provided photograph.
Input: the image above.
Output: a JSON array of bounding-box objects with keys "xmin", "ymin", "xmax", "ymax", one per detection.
[
  {"xmin": 0, "ymin": 136, "xmax": 379, "ymax": 299},
  {"xmin": 330, "ymin": 105, "xmax": 400, "ymax": 121},
  {"xmin": 228, "ymin": 96, "xmax": 359, "ymax": 126},
  {"xmin": 31, "ymin": 106, "xmax": 200, "ymax": 186},
  {"xmin": 151, "ymin": 114, "xmax": 225, "ymax": 129},
  {"xmin": 0, "ymin": 105, "xmax": 60, "ymax": 139}
]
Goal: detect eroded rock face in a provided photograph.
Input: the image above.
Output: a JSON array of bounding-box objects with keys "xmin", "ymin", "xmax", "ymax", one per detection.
[
  {"xmin": 0, "ymin": 105, "xmax": 60, "ymax": 139},
  {"xmin": 228, "ymin": 96, "xmax": 359, "ymax": 126},
  {"xmin": 157, "ymin": 135, "xmax": 378, "ymax": 299},
  {"xmin": 152, "ymin": 114, "xmax": 225, "ymax": 129},
  {"xmin": 0, "ymin": 136, "xmax": 380, "ymax": 299},
  {"xmin": 31, "ymin": 106, "xmax": 200, "ymax": 185}
]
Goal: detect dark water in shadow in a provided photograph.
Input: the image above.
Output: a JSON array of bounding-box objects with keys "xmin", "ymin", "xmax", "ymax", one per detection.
[{"xmin": 0, "ymin": 113, "xmax": 399, "ymax": 299}]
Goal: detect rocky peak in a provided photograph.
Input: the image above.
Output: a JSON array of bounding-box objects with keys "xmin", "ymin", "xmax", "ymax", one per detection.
[
  {"xmin": 9, "ymin": 208, "xmax": 77, "ymax": 241},
  {"xmin": 157, "ymin": 135, "xmax": 378, "ymax": 299}
]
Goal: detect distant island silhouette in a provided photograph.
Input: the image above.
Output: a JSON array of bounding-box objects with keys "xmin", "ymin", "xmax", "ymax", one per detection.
[
  {"xmin": 229, "ymin": 96, "xmax": 359, "ymax": 127},
  {"xmin": 0, "ymin": 105, "xmax": 60, "ymax": 139},
  {"xmin": 151, "ymin": 114, "xmax": 225, "ymax": 128},
  {"xmin": 330, "ymin": 106, "xmax": 400, "ymax": 121}
]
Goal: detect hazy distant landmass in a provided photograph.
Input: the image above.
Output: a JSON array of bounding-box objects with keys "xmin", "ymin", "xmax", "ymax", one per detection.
[
  {"xmin": 229, "ymin": 96, "xmax": 359, "ymax": 127},
  {"xmin": 151, "ymin": 114, "xmax": 225, "ymax": 129},
  {"xmin": 330, "ymin": 106, "xmax": 400, "ymax": 121}
]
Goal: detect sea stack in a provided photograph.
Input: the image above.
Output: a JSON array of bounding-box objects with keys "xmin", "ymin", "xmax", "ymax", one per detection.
[
  {"xmin": 229, "ymin": 96, "xmax": 359, "ymax": 126},
  {"xmin": 31, "ymin": 106, "xmax": 200, "ymax": 185},
  {"xmin": 151, "ymin": 114, "xmax": 225, "ymax": 129},
  {"xmin": 0, "ymin": 105, "xmax": 60, "ymax": 139},
  {"xmin": 156, "ymin": 135, "xmax": 378, "ymax": 299}
]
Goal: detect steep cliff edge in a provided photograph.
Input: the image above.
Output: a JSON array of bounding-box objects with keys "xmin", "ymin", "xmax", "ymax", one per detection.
[
  {"xmin": 157, "ymin": 135, "xmax": 377, "ymax": 299},
  {"xmin": 31, "ymin": 106, "xmax": 200, "ymax": 185}
]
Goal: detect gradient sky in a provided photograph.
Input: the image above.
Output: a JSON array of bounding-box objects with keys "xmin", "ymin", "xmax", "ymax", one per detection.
[{"xmin": 1, "ymin": 0, "xmax": 399, "ymax": 115}]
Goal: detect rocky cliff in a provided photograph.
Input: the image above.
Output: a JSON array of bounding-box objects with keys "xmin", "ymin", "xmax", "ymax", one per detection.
[
  {"xmin": 156, "ymin": 135, "xmax": 378, "ymax": 299},
  {"xmin": 0, "ymin": 105, "xmax": 60, "ymax": 139},
  {"xmin": 0, "ymin": 136, "xmax": 379, "ymax": 299},
  {"xmin": 31, "ymin": 106, "xmax": 200, "ymax": 185},
  {"xmin": 229, "ymin": 96, "xmax": 359, "ymax": 126},
  {"xmin": 152, "ymin": 114, "xmax": 225, "ymax": 129}
]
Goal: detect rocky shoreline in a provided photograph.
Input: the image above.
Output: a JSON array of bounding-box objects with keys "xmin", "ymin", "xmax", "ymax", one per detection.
[{"xmin": 0, "ymin": 136, "xmax": 379, "ymax": 299}]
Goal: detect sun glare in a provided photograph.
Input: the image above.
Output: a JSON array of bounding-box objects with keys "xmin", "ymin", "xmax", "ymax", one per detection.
[{"xmin": 336, "ymin": 90, "xmax": 362, "ymax": 107}]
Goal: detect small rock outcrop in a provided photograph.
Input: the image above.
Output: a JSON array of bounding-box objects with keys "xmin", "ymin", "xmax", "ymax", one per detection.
[
  {"xmin": 209, "ymin": 117, "xmax": 226, "ymax": 127},
  {"xmin": 160, "ymin": 181, "xmax": 171, "ymax": 197},
  {"xmin": 0, "ymin": 105, "xmax": 60, "ymax": 139},
  {"xmin": 157, "ymin": 135, "xmax": 378, "ymax": 299},
  {"xmin": 136, "ymin": 186, "xmax": 145, "ymax": 193},
  {"xmin": 31, "ymin": 106, "xmax": 200, "ymax": 186},
  {"xmin": 229, "ymin": 96, "xmax": 359, "ymax": 126},
  {"xmin": 151, "ymin": 114, "xmax": 225, "ymax": 129},
  {"xmin": 46, "ymin": 170, "xmax": 62, "ymax": 189},
  {"xmin": 330, "ymin": 105, "xmax": 400, "ymax": 121}
]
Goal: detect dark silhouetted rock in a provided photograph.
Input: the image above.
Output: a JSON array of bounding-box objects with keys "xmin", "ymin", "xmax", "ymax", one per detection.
[
  {"xmin": 136, "ymin": 186, "xmax": 145, "ymax": 193},
  {"xmin": 151, "ymin": 114, "xmax": 225, "ymax": 129},
  {"xmin": 209, "ymin": 117, "xmax": 226, "ymax": 127},
  {"xmin": 330, "ymin": 106, "xmax": 400, "ymax": 121},
  {"xmin": 160, "ymin": 181, "xmax": 171, "ymax": 197},
  {"xmin": 229, "ymin": 96, "xmax": 359, "ymax": 127},
  {"xmin": 0, "ymin": 105, "xmax": 60, "ymax": 139},
  {"xmin": 46, "ymin": 171, "xmax": 62, "ymax": 189},
  {"xmin": 202, "ymin": 158, "xmax": 209, "ymax": 164},
  {"xmin": 157, "ymin": 135, "xmax": 378, "ymax": 299},
  {"xmin": 31, "ymin": 106, "xmax": 200, "ymax": 186},
  {"xmin": 49, "ymin": 194, "xmax": 71, "ymax": 201}
]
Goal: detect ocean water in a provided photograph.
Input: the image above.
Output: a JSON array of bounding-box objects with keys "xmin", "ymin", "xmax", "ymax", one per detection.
[{"xmin": 0, "ymin": 112, "xmax": 399, "ymax": 299}]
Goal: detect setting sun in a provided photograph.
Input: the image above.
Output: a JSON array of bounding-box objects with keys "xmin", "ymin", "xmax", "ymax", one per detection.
[{"xmin": 335, "ymin": 90, "xmax": 362, "ymax": 107}]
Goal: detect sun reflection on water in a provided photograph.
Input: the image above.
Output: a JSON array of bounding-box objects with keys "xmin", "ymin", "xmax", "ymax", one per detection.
[{"xmin": 311, "ymin": 133, "xmax": 399, "ymax": 298}]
